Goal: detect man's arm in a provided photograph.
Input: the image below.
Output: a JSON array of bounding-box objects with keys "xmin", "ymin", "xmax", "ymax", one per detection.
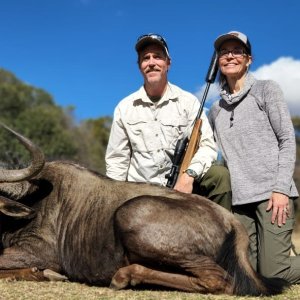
[{"xmin": 105, "ymin": 107, "xmax": 131, "ymax": 181}]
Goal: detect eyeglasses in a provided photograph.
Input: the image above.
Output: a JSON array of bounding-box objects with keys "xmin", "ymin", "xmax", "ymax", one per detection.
[
  {"xmin": 136, "ymin": 33, "xmax": 169, "ymax": 50},
  {"xmin": 218, "ymin": 48, "xmax": 247, "ymax": 59}
]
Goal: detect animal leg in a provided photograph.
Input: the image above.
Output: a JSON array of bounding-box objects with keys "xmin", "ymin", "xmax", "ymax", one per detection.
[
  {"xmin": 0, "ymin": 268, "xmax": 68, "ymax": 282},
  {"xmin": 0, "ymin": 267, "xmax": 45, "ymax": 281},
  {"xmin": 110, "ymin": 262, "xmax": 232, "ymax": 294},
  {"xmin": 177, "ymin": 256, "xmax": 234, "ymax": 294},
  {"xmin": 114, "ymin": 196, "xmax": 234, "ymax": 294}
]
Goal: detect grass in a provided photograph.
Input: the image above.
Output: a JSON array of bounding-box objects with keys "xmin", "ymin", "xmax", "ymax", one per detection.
[{"xmin": 0, "ymin": 281, "xmax": 299, "ymax": 300}]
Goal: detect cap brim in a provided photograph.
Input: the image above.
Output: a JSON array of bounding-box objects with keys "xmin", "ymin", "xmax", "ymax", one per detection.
[
  {"xmin": 135, "ymin": 37, "xmax": 163, "ymax": 52},
  {"xmin": 214, "ymin": 34, "xmax": 243, "ymax": 50}
]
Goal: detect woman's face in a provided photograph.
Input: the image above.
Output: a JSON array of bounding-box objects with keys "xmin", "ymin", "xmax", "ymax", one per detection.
[{"xmin": 218, "ymin": 40, "xmax": 252, "ymax": 80}]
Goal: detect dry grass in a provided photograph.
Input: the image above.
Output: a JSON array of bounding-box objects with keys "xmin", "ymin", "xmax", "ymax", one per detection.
[
  {"xmin": 0, "ymin": 280, "xmax": 300, "ymax": 300},
  {"xmin": 0, "ymin": 230, "xmax": 299, "ymax": 300}
]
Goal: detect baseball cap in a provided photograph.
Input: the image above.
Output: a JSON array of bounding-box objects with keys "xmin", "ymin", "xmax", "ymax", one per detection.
[
  {"xmin": 135, "ymin": 33, "xmax": 170, "ymax": 58},
  {"xmin": 214, "ymin": 31, "xmax": 252, "ymax": 55}
]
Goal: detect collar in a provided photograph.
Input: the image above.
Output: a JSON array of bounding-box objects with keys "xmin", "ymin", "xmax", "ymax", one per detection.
[
  {"xmin": 220, "ymin": 73, "xmax": 256, "ymax": 105},
  {"xmin": 134, "ymin": 82, "xmax": 179, "ymax": 105}
]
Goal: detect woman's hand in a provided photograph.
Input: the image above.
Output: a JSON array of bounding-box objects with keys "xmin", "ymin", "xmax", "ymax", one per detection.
[{"xmin": 266, "ymin": 192, "xmax": 289, "ymax": 227}]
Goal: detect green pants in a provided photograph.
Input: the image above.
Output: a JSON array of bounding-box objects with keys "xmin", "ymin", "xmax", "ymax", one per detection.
[
  {"xmin": 193, "ymin": 164, "xmax": 232, "ymax": 211},
  {"xmin": 233, "ymin": 199, "xmax": 300, "ymax": 283}
]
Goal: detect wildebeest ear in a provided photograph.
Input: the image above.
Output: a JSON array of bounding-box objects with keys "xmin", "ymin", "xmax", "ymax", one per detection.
[{"xmin": 0, "ymin": 195, "xmax": 36, "ymax": 218}]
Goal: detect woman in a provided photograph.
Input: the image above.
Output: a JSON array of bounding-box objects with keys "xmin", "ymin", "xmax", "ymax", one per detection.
[{"xmin": 208, "ymin": 31, "xmax": 300, "ymax": 283}]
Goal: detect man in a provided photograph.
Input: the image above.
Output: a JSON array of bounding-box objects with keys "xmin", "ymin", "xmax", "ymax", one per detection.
[{"xmin": 105, "ymin": 33, "xmax": 231, "ymax": 209}]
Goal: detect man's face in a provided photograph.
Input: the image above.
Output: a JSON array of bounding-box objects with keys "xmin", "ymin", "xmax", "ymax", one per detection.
[{"xmin": 138, "ymin": 44, "xmax": 170, "ymax": 86}]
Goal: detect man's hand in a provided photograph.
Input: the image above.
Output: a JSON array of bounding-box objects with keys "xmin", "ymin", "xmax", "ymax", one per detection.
[
  {"xmin": 266, "ymin": 192, "xmax": 289, "ymax": 227},
  {"xmin": 173, "ymin": 173, "xmax": 194, "ymax": 193}
]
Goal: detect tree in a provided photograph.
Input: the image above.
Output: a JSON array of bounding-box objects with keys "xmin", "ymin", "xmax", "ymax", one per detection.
[
  {"xmin": 76, "ymin": 117, "xmax": 112, "ymax": 173},
  {"xmin": 292, "ymin": 117, "xmax": 300, "ymax": 131},
  {"xmin": 0, "ymin": 68, "xmax": 78, "ymax": 166},
  {"xmin": 0, "ymin": 68, "xmax": 112, "ymax": 174}
]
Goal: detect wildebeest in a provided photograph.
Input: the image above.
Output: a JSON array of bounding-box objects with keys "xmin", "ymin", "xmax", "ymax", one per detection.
[{"xmin": 0, "ymin": 123, "xmax": 287, "ymax": 295}]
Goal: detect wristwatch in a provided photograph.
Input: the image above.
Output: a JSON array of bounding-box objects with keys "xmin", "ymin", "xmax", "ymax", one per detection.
[{"xmin": 184, "ymin": 169, "xmax": 198, "ymax": 178}]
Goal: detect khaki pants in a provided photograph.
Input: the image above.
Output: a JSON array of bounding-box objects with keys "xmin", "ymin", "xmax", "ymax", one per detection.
[
  {"xmin": 233, "ymin": 199, "xmax": 300, "ymax": 283},
  {"xmin": 193, "ymin": 164, "xmax": 232, "ymax": 211}
]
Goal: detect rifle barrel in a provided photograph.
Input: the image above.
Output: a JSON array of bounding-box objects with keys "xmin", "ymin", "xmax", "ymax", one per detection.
[{"xmin": 196, "ymin": 51, "xmax": 218, "ymax": 120}]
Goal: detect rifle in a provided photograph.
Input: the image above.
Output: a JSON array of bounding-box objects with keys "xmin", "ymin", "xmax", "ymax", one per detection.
[{"xmin": 165, "ymin": 51, "xmax": 219, "ymax": 188}]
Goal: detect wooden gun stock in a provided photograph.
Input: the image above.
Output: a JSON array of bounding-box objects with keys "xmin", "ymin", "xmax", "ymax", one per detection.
[{"xmin": 178, "ymin": 119, "xmax": 202, "ymax": 175}]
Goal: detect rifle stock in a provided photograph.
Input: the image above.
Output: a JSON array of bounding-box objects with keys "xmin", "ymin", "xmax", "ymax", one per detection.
[{"xmin": 178, "ymin": 119, "xmax": 202, "ymax": 175}]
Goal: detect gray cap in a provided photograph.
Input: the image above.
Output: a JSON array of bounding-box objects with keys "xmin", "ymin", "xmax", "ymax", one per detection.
[
  {"xmin": 135, "ymin": 33, "xmax": 170, "ymax": 58},
  {"xmin": 214, "ymin": 31, "xmax": 252, "ymax": 55}
]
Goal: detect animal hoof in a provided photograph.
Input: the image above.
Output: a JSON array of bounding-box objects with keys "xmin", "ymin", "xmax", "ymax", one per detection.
[
  {"xmin": 130, "ymin": 278, "xmax": 141, "ymax": 286},
  {"xmin": 109, "ymin": 279, "xmax": 126, "ymax": 290},
  {"xmin": 109, "ymin": 277, "xmax": 128, "ymax": 290},
  {"xmin": 43, "ymin": 269, "xmax": 68, "ymax": 281}
]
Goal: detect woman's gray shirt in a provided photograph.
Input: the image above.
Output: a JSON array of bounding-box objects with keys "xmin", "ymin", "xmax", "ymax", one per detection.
[{"xmin": 208, "ymin": 73, "xmax": 298, "ymax": 206}]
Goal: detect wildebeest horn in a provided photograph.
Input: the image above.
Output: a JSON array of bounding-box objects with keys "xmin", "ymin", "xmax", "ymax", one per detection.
[{"xmin": 0, "ymin": 123, "xmax": 45, "ymax": 182}]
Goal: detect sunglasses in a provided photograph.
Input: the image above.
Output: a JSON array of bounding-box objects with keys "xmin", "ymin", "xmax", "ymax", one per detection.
[{"xmin": 136, "ymin": 33, "xmax": 169, "ymax": 51}]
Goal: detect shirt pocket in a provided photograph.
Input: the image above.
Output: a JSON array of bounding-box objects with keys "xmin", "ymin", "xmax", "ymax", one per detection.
[
  {"xmin": 126, "ymin": 116, "xmax": 188, "ymax": 152},
  {"xmin": 160, "ymin": 116, "xmax": 188, "ymax": 148},
  {"xmin": 126, "ymin": 118, "xmax": 152, "ymax": 151}
]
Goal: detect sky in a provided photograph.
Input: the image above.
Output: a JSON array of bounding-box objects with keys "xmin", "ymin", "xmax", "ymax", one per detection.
[{"xmin": 0, "ymin": 0, "xmax": 299, "ymax": 122}]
